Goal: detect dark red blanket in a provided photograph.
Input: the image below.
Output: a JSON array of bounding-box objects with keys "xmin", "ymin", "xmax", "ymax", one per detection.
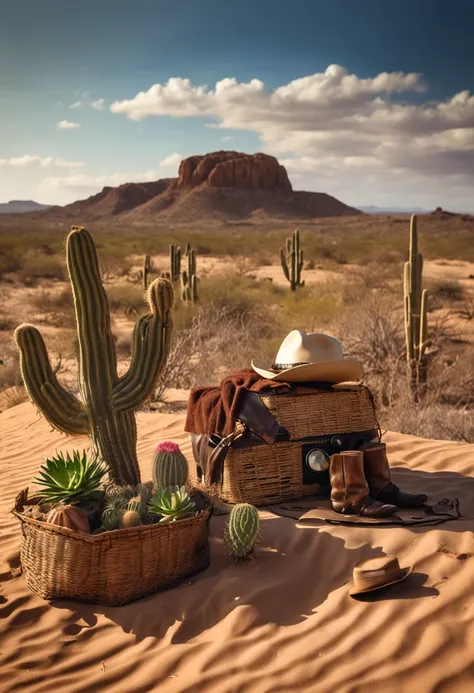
[{"xmin": 185, "ymin": 368, "xmax": 290, "ymax": 438}]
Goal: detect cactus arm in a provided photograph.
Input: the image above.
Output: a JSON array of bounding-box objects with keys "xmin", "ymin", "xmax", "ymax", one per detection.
[
  {"xmin": 280, "ymin": 247, "xmax": 290, "ymax": 281},
  {"xmin": 419, "ymin": 289, "xmax": 428, "ymax": 359},
  {"xmin": 111, "ymin": 278, "xmax": 174, "ymax": 411},
  {"xmin": 14, "ymin": 324, "xmax": 89, "ymax": 435}
]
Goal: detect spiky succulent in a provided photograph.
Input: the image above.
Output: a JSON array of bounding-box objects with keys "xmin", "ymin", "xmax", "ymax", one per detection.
[
  {"xmin": 34, "ymin": 449, "xmax": 107, "ymax": 505},
  {"xmin": 102, "ymin": 492, "xmax": 128, "ymax": 530},
  {"xmin": 147, "ymin": 485, "xmax": 196, "ymax": 523}
]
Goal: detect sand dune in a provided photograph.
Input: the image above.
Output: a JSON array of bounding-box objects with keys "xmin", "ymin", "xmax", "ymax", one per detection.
[{"xmin": 1, "ymin": 401, "xmax": 474, "ymax": 692}]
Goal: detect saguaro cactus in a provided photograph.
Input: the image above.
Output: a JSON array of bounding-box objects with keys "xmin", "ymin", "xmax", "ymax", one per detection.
[
  {"xmin": 14, "ymin": 226, "xmax": 174, "ymax": 486},
  {"xmin": 280, "ymin": 229, "xmax": 304, "ymax": 291},
  {"xmin": 169, "ymin": 244, "xmax": 182, "ymax": 284},
  {"xmin": 140, "ymin": 253, "xmax": 152, "ymax": 289},
  {"xmin": 181, "ymin": 246, "xmax": 198, "ymax": 304},
  {"xmin": 404, "ymin": 214, "xmax": 428, "ymax": 396}
]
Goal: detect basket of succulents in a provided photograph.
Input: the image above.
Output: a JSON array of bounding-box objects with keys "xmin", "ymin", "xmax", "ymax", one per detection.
[{"xmin": 11, "ymin": 226, "xmax": 211, "ymax": 606}]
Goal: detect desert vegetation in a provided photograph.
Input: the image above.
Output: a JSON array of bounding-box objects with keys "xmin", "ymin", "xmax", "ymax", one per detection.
[{"xmin": 1, "ymin": 214, "xmax": 474, "ymax": 442}]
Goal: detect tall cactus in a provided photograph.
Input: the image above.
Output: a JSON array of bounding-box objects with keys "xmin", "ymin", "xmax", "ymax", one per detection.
[
  {"xmin": 141, "ymin": 253, "xmax": 152, "ymax": 290},
  {"xmin": 280, "ymin": 229, "xmax": 305, "ymax": 291},
  {"xmin": 181, "ymin": 246, "xmax": 198, "ymax": 304},
  {"xmin": 169, "ymin": 244, "xmax": 182, "ymax": 284},
  {"xmin": 14, "ymin": 226, "xmax": 174, "ymax": 486},
  {"xmin": 404, "ymin": 215, "xmax": 428, "ymax": 395}
]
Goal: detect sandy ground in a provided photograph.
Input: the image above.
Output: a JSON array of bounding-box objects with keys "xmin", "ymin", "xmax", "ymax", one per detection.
[{"xmin": 1, "ymin": 400, "xmax": 474, "ymax": 693}]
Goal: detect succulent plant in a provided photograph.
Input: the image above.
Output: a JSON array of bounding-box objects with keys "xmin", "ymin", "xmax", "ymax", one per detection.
[
  {"xmin": 152, "ymin": 441, "xmax": 189, "ymax": 491},
  {"xmin": 147, "ymin": 485, "xmax": 195, "ymax": 523},
  {"xmin": 46, "ymin": 503, "xmax": 90, "ymax": 533},
  {"xmin": 280, "ymin": 229, "xmax": 304, "ymax": 291},
  {"xmin": 225, "ymin": 503, "xmax": 260, "ymax": 560},
  {"xmin": 102, "ymin": 492, "xmax": 128, "ymax": 531},
  {"xmin": 14, "ymin": 226, "xmax": 175, "ymax": 487},
  {"xmin": 120, "ymin": 508, "xmax": 141, "ymax": 528},
  {"xmin": 34, "ymin": 449, "xmax": 107, "ymax": 505},
  {"xmin": 135, "ymin": 482, "xmax": 153, "ymax": 517}
]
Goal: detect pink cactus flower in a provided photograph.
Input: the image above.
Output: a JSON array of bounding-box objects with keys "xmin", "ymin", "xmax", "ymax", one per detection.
[{"xmin": 155, "ymin": 441, "xmax": 181, "ymax": 453}]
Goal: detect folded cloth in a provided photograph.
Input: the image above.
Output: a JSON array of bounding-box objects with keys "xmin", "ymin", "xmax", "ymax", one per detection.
[{"xmin": 185, "ymin": 368, "xmax": 290, "ymax": 438}]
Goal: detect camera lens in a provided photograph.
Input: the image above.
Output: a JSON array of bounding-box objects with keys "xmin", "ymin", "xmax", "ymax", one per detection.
[
  {"xmin": 306, "ymin": 448, "xmax": 330, "ymax": 472},
  {"xmin": 331, "ymin": 436, "xmax": 343, "ymax": 447}
]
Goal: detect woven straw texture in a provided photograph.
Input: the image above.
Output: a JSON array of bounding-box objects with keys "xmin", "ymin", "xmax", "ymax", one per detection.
[
  {"xmin": 201, "ymin": 385, "xmax": 378, "ymax": 505},
  {"xmin": 13, "ymin": 489, "xmax": 211, "ymax": 606},
  {"xmin": 221, "ymin": 442, "xmax": 322, "ymax": 505},
  {"xmin": 260, "ymin": 386, "xmax": 377, "ymax": 440}
]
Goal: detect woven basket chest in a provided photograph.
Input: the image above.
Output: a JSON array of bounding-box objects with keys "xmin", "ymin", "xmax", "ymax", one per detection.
[{"xmin": 191, "ymin": 384, "xmax": 380, "ymax": 506}]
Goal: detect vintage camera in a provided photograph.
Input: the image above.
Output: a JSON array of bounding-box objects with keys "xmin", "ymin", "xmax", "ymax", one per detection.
[{"xmin": 301, "ymin": 429, "xmax": 379, "ymax": 487}]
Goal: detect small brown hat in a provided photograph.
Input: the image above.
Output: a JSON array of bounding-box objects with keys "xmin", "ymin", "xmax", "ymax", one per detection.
[{"xmin": 349, "ymin": 555, "xmax": 413, "ymax": 597}]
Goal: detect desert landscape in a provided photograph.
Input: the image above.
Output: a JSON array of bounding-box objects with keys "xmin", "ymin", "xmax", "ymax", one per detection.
[
  {"xmin": 2, "ymin": 2, "xmax": 474, "ymax": 688},
  {"xmin": 1, "ymin": 148, "xmax": 474, "ymax": 692}
]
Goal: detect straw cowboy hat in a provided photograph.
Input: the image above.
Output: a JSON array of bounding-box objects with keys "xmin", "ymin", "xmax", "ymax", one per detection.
[
  {"xmin": 251, "ymin": 330, "xmax": 364, "ymax": 383},
  {"xmin": 349, "ymin": 555, "xmax": 414, "ymax": 596}
]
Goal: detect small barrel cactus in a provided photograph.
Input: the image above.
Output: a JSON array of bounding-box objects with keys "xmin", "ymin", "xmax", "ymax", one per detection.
[
  {"xmin": 225, "ymin": 504, "xmax": 260, "ymax": 560},
  {"xmin": 152, "ymin": 441, "xmax": 189, "ymax": 490},
  {"xmin": 46, "ymin": 504, "xmax": 90, "ymax": 534},
  {"xmin": 102, "ymin": 490, "xmax": 128, "ymax": 531},
  {"xmin": 120, "ymin": 498, "xmax": 142, "ymax": 528}
]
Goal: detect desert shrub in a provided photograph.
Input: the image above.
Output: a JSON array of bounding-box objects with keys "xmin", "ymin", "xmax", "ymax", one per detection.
[
  {"xmin": 107, "ymin": 283, "xmax": 146, "ymax": 313},
  {"xmin": 17, "ymin": 255, "xmax": 65, "ymax": 285},
  {"xmin": 0, "ymin": 342, "xmax": 22, "ymax": 391},
  {"xmin": 199, "ymin": 272, "xmax": 285, "ymax": 315},
  {"xmin": 426, "ymin": 279, "xmax": 466, "ymax": 308},
  {"xmin": 280, "ymin": 284, "xmax": 341, "ymax": 332},
  {"xmin": 31, "ymin": 287, "xmax": 75, "ymax": 325},
  {"xmin": 152, "ymin": 303, "xmax": 279, "ymax": 403}
]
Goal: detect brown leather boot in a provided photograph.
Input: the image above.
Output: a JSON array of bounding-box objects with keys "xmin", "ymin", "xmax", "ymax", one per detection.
[
  {"xmin": 329, "ymin": 451, "xmax": 397, "ymax": 517},
  {"xmin": 363, "ymin": 443, "xmax": 427, "ymax": 507}
]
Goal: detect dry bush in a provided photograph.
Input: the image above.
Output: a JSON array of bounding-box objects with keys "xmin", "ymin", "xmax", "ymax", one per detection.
[
  {"xmin": 0, "ymin": 343, "xmax": 22, "ymax": 391},
  {"xmin": 31, "ymin": 287, "xmax": 75, "ymax": 326},
  {"xmin": 17, "ymin": 254, "xmax": 65, "ymax": 285},
  {"xmin": 0, "ymin": 385, "xmax": 29, "ymax": 413},
  {"xmin": 457, "ymin": 296, "xmax": 474, "ymax": 321},
  {"xmin": 151, "ymin": 303, "xmax": 277, "ymax": 403},
  {"xmin": 107, "ymin": 283, "xmax": 147, "ymax": 313},
  {"xmin": 426, "ymin": 279, "xmax": 466, "ymax": 309}
]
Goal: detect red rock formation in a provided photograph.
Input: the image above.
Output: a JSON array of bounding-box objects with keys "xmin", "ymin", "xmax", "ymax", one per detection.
[{"xmin": 177, "ymin": 151, "xmax": 292, "ymax": 191}]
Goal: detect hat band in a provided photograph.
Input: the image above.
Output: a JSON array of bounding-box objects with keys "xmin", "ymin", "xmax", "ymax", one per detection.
[{"xmin": 271, "ymin": 361, "xmax": 310, "ymax": 371}]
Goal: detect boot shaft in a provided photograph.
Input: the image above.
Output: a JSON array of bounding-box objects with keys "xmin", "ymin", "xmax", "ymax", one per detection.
[
  {"xmin": 363, "ymin": 443, "xmax": 391, "ymax": 492},
  {"xmin": 330, "ymin": 451, "xmax": 369, "ymax": 507}
]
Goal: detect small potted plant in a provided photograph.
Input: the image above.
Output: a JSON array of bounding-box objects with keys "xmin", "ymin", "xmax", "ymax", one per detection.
[{"xmin": 12, "ymin": 226, "xmax": 211, "ymax": 606}]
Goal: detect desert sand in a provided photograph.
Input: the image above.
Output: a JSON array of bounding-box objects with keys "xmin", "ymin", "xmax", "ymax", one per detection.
[{"xmin": 1, "ymin": 399, "xmax": 474, "ymax": 693}]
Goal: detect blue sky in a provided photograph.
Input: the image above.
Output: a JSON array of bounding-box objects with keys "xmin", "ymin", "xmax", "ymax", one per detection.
[{"xmin": 1, "ymin": 0, "xmax": 474, "ymax": 209}]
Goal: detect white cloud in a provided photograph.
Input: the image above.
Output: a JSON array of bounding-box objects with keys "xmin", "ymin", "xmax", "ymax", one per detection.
[
  {"xmin": 159, "ymin": 152, "xmax": 182, "ymax": 167},
  {"xmin": 109, "ymin": 64, "xmax": 474, "ymax": 206},
  {"xmin": 91, "ymin": 98, "xmax": 105, "ymax": 111},
  {"xmin": 57, "ymin": 120, "xmax": 81, "ymax": 130},
  {"xmin": 70, "ymin": 100, "xmax": 82, "ymax": 109},
  {"xmin": 0, "ymin": 154, "xmax": 84, "ymax": 168},
  {"xmin": 40, "ymin": 169, "xmax": 162, "ymax": 193}
]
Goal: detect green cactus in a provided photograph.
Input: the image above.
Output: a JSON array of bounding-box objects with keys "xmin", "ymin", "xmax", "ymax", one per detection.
[
  {"xmin": 280, "ymin": 229, "xmax": 305, "ymax": 291},
  {"xmin": 140, "ymin": 253, "xmax": 152, "ymax": 289},
  {"xmin": 225, "ymin": 503, "xmax": 260, "ymax": 560},
  {"xmin": 102, "ymin": 491, "xmax": 128, "ymax": 530},
  {"xmin": 169, "ymin": 244, "xmax": 182, "ymax": 284},
  {"xmin": 147, "ymin": 485, "xmax": 196, "ymax": 523},
  {"xmin": 14, "ymin": 226, "xmax": 174, "ymax": 486},
  {"xmin": 152, "ymin": 441, "xmax": 189, "ymax": 490},
  {"xmin": 181, "ymin": 246, "xmax": 199, "ymax": 304},
  {"xmin": 404, "ymin": 215, "xmax": 429, "ymax": 396}
]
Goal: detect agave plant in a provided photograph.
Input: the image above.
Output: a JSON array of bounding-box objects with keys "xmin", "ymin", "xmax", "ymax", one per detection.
[
  {"xmin": 148, "ymin": 485, "xmax": 196, "ymax": 523},
  {"xmin": 34, "ymin": 450, "xmax": 108, "ymax": 505}
]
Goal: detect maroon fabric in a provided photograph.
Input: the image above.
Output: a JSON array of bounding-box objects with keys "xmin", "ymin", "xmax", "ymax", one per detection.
[{"xmin": 185, "ymin": 368, "xmax": 290, "ymax": 437}]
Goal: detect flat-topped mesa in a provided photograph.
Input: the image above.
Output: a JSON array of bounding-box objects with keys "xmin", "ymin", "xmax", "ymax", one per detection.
[{"xmin": 176, "ymin": 151, "xmax": 292, "ymax": 191}]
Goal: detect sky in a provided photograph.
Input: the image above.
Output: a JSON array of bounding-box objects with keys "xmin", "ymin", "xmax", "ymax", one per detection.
[{"xmin": 1, "ymin": 0, "xmax": 474, "ymax": 210}]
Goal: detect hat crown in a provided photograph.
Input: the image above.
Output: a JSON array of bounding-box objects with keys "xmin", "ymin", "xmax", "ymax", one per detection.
[{"xmin": 274, "ymin": 330, "xmax": 344, "ymax": 366}]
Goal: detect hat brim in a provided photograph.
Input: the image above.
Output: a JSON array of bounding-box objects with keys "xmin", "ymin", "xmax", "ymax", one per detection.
[
  {"xmin": 349, "ymin": 565, "xmax": 414, "ymax": 597},
  {"xmin": 251, "ymin": 358, "xmax": 365, "ymax": 384}
]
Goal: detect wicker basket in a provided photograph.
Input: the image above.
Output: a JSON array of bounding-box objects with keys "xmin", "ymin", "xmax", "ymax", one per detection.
[
  {"xmin": 196, "ymin": 384, "xmax": 379, "ymax": 506},
  {"xmin": 12, "ymin": 488, "xmax": 211, "ymax": 606}
]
